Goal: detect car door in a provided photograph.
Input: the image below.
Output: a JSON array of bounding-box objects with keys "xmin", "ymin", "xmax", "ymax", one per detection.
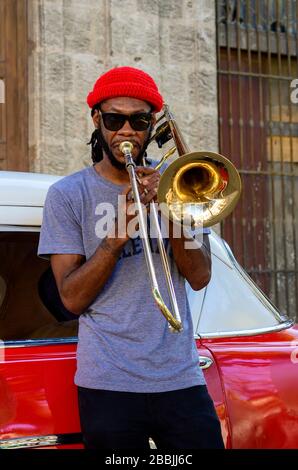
[
  {"xmin": 0, "ymin": 229, "xmax": 82, "ymax": 449},
  {"xmin": 0, "ymin": 340, "xmax": 82, "ymax": 449},
  {"xmin": 201, "ymin": 328, "xmax": 298, "ymax": 449},
  {"xmin": 189, "ymin": 233, "xmax": 298, "ymax": 449}
]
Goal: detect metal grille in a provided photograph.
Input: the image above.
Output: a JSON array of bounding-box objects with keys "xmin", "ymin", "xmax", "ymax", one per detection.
[{"xmin": 216, "ymin": 0, "xmax": 298, "ymax": 320}]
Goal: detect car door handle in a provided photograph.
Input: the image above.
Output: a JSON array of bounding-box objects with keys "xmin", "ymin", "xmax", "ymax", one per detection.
[{"xmin": 199, "ymin": 356, "xmax": 213, "ymax": 369}]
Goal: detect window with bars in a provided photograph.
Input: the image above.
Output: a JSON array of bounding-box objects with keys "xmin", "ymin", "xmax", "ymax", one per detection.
[
  {"xmin": 216, "ymin": 0, "xmax": 298, "ymax": 320},
  {"xmin": 218, "ymin": 0, "xmax": 297, "ymax": 33}
]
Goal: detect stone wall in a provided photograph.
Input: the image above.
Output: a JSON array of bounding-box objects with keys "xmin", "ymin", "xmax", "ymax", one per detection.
[{"xmin": 28, "ymin": 0, "xmax": 218, "ymax": 175}]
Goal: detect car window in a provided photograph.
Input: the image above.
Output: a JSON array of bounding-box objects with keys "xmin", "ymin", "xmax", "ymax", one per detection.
[{"xmin": 0, "ymin": 231, "xmax": 78, "ymax": 342}]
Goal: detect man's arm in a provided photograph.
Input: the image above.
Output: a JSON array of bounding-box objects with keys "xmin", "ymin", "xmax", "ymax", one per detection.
[
  {"xmin": 51, "ymin": 234, "xmax": 127, "ymax": 315},
  {"xmin": 51, "ymin": 168, "xmax": 160, "ymax": 315},
  {"xmin": 168, "ymin": 223, "xmax": 211, "ymax": 291}
]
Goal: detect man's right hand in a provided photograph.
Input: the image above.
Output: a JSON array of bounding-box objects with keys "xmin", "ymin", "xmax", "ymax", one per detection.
[{"xmin": 117, "ymin": 167, "xmax": 160, "ymax": 240}]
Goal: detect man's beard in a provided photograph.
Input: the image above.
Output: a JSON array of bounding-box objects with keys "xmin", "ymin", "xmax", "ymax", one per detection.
[{"xmin": 97, "ymin": 126, "xmax": 153, "ymax": 170}]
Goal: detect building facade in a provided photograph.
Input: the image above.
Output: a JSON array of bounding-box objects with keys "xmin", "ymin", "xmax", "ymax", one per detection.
[
  {"xmin": 0, "ymin": 0, "xmax": 297, "ymax": 321},
  {"xmin": 217, "ymin": 0, "xmax": 298, "ymax": 320},
  {"xmin": 0, "ymin": 0, "xmax": 218, "ymax": 174}
]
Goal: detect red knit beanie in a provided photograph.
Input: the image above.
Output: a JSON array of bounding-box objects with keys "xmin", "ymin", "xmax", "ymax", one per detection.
[{"xmin": 86, "ymin": 66, "xmax": 163, "ymax": 112}]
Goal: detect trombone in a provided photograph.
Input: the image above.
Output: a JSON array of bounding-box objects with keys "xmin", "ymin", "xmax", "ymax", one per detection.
[{"xmin": 119, "ymin": 105, "xmax": 241, "ymax": 333}]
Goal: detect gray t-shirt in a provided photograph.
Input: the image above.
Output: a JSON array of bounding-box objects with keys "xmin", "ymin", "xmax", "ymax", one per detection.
[{"xmin": 38, "ymin": 165, "xmax": 206, "ymax": 392}]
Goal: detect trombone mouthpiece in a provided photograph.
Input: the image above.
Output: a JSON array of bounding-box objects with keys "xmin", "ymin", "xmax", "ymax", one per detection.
[{"xmin": 119, "ymin": 141, "xmax": 134, "ymax": 155}]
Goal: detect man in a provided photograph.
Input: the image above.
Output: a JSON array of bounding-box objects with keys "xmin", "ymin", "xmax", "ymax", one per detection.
[{"xmin": 38, "ymin": 66, "xmax": 224, "ymax": 449}]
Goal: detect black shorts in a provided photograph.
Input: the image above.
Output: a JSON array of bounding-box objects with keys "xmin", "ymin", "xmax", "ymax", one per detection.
[{"xmin": 77, "ymin": 384, "xmax": 225, "ymax": 449}]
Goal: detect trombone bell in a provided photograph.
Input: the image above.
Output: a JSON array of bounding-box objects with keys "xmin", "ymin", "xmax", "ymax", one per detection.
[{"xmin": 157, "ymin": 151, "xmax": 241, "ymax": 228}]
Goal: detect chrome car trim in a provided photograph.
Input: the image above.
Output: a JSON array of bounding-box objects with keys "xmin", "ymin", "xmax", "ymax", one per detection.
[
  {"xmin": 2, "ymin": 319, "xmax": 295, "ymax": 348},
  {"xmin": 0, "ymin": 433, "xmax": 82, "ymax": 449},
  {"xmin": 0, "ymin": 225, "xmax": 40, "ymax": 232},
  {"xmin": 0, "ymin": 204, "xmax": 43, "ymax": 208},
  {"xmin": 0, "ymin": 337, "xmax": 78, "ymax": 349},
  {"xmin": 199, "ymin": 356, "xmax": 213, "ymax": 369},
  {"xmin": 195, "ymin": 319, "xmax": 294, "ymax": 340},
  {"xmin": 210, "ymin": 250, "xmax": 233, "ymax": 269},
  {"xmin": 194, "ymin": 285, "xmax": 208, "ymax": 333}
]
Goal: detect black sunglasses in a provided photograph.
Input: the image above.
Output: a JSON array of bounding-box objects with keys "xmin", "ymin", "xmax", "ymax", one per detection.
[{"xmin": 100, "ymin": 112, "xmax": 153, "ymax": 131}]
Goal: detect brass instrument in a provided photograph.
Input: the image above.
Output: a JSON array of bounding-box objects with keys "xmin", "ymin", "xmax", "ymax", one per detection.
[{"xmin": 119, "ymin": 105, "xmax": 241, "ymax": 333}]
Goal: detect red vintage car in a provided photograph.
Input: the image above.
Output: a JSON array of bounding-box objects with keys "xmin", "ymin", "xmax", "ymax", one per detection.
[{"xmin": 0, "ymin": 171, "xmax": 298, "ymax": 449}]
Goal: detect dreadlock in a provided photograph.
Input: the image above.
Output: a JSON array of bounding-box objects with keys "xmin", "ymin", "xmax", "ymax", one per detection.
[
  {"xmin": 87, "ymin": 106, "xmax": 103, "ymax": 164},
  {"xmin": 87, "ymin": 128, "xmax": 103, "ymax": 164}
]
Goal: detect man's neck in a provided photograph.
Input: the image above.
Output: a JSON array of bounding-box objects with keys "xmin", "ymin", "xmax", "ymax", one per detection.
[{"xmin": 94, "ymin": 155, "xmax": 130, "ymax": 185}]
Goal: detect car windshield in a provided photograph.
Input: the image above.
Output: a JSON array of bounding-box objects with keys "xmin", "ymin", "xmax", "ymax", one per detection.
[{"xmin": 187, "ymin": 239, "xmax": 290, "ymax": 338}]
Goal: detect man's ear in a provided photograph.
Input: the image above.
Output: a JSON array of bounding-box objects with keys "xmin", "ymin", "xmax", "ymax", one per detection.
[{"xmin": 92, "ymin": 109, "xmax": 100, "ymax": 129}]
